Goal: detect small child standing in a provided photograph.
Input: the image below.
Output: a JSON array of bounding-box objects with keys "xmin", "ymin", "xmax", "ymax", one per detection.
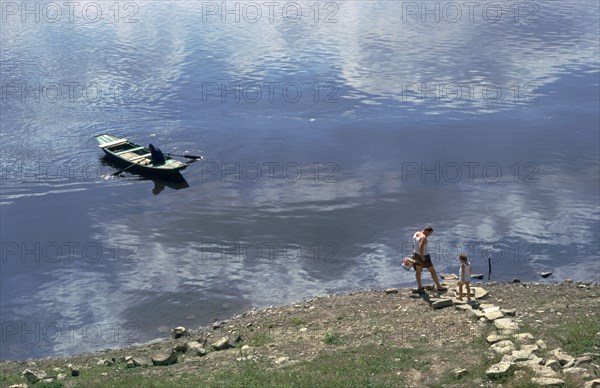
[{"xmin": 457, "ymin": 253, "xmax": 472, "ymax": 301}]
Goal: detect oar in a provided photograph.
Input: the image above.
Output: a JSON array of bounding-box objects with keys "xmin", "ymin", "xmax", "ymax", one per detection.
[
  {"xmin": 112, "ymin": 162, "xmax": 139, "ymax": 176},
  {"xmin": 167, "ymin": 153, "xmax": 203, "ymax": 160}
]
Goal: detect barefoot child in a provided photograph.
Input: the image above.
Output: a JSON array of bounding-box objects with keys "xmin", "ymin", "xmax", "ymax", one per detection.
[{"xmin": 457, "ymin": 254, "xmax": 472, "ymax": 300}]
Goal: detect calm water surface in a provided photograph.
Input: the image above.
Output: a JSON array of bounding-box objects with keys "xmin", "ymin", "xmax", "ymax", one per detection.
[{"xmin": 1, "ymin": 0, "xmax": 598, "ymax": 359}]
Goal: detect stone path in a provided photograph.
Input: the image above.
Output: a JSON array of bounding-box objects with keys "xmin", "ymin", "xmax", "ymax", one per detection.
[{"xmin": 409, "ymin": 275, "xmax": 600, "ymax": 387}]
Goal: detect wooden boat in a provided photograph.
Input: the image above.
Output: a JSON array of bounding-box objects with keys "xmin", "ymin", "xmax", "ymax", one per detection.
[{"xmin": 95, "ymin": 134, "xmax": 190, "ymax": 179}]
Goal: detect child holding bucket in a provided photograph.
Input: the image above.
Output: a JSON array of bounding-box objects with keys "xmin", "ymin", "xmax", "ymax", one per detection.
[{"xmin": 457, "ymin": 253, "xmax": 472, "ymax": 300}]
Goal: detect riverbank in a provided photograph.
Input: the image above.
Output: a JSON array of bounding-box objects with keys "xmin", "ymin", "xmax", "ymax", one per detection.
[{"xmin": 1, "ymin": 280, "xmax": 599, "ymax": 387}]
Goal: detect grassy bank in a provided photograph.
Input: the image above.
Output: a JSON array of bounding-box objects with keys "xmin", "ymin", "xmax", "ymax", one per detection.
[{"xmin": 1, "ymin": 281, "xmax": 599, "ymax": 387}]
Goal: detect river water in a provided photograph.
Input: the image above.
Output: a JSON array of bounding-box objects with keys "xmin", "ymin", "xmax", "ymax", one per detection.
[{"xmin": 1, "ymin": 0, "xmax": 598, "ymax": 359}]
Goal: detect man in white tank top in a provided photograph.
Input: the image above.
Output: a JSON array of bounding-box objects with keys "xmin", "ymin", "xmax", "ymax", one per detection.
[{"xmin": 412, "ymin": 225, "xmax": 446, "ymax": 293}]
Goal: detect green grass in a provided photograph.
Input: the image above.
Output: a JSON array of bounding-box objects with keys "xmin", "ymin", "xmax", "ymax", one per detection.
[
  {"xmin": 322, "ymin": 331, "xmax": 345, "ymax": 345},
  {"xmin": 245, "ymin": 332, "xmax": 274, "ymax": 347},
  {"xmin": 208, "ymin": 346, "xmax": 424, "ymax": 388},
  {"xmin": 556, "ymin": 318, "xmax": 600, "ymax": 355},
  {"xmin": 290, "ymin": 317, "xmax": 307, "ymax": 326}
]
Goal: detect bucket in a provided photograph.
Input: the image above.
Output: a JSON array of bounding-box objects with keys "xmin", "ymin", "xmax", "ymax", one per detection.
[{"xmin": 402, "ymin": 257, "xmax": 415, "ymax": 271}]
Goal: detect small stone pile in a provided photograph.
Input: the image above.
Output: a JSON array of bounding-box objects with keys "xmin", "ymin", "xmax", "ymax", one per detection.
[{"xmin": 14, "ymin": 326, "xmax": 243, "ymax": 387}]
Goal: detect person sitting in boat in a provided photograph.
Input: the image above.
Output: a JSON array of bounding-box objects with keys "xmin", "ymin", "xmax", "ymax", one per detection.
[{"xmin": 148, "ymin": 144, "xmax": 166, "ymax": 165}]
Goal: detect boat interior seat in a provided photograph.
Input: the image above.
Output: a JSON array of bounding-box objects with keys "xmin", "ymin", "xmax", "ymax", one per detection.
[
  {"xmin": 130, "ymin": 153, "xmax": 151, "ymax": 162},
  {"xmin": 98, "ymin": 138, "xmax": 128, "ymax": 148}
]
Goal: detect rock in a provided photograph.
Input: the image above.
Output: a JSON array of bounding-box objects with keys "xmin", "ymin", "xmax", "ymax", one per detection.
[
  {"xmin": 501, "ymin": 309, "xmax": 516, "ymax": 317},
  {"xmin": 471, "ymin": 309, "xmax": 486, "ymax": 319},
  {"xmin": 520, "ymin": 344, "xmax": 539, "ymax": 353},
  {"xmin": 562, "ymin": 366, "xmax": 590, "ymax": 376},
  {"xmin": 22, "ymin": 369, "xmax": 48, "ymax": 383},
  {"xmin": 174, "ymin": 342, "xmax": 189, "ymax": 353},
  {"xmin": 132, "ymin": 357, "xmax": 150, "ymax": 367},
  {"xmin": 530, "ymin": 377, "xmax": 564, "ymax": 386},
  {"xmin": 96, "ymin": 358, "xmax": 114, "ymax": 366},
  {"xmin": 431, "ymin": 298, "xmax": 453, "ymax": 309},
  {"xmin": 494, "ymin": 318, "xmax": 519, "ymax": 333},
  {"xmin": 563, "ymin": 279, "xmax": 573, "ymax": 284},
  {"xmin": 9, "ymin": 384, "xmax": 28, "ymax": 388},
  {"xmin": 471, "ymin": 274, "xmax": 484, "ymax": 279},
  {"xmin": 544, "ymin": 359, "xmax": 560, "ymax": 371},
  {"xmin": 533, "ymin": 340, "xmax": 547, "ymax": 352},
  {"xmin": 486, "ymin": 362, "xmax": 514, "ymax": 378},
  {"xmin": 512, "ymin": 278, "xmax": 521, "ymax": 283},
  {"xmin": 186, "ymin": 341, "xmax": 207, "ymax": 357},
  {"xmin": 472, "ymin": 287, "xmax": 489, "ymax": 299},
  {"xmin": 211, "ymin": 336, "xmax": 233, "ymax": 351},
  {"xmin": 275, "ymin": 356, "xmax": 289, "ymax": 364},
  {"xmin": 482, "ymin": 305, "xmax": 500, "ymax": 313},
  {"xmin": 584, "ymin": 379, "xmax": 600, "ymax": 388},
  {"xmin": 551, "ymin": 348, "xmax": 575, "ymax": 365},
  {"xmin": 576, "ymin": 355, "xmax": 593, "ymax": 366},
  {"xmin": 452, "ymin": 368, "xmax": 467, "ymax": 378},
  {"xmin": 511, "ymin": 350, "xmax": 534, "ymax": 362},
  {"xmin": 384, "ymin": 288, "xmax": 398, "ymax": 294},
  {"xmin": 455, "ymin": 304, "xmax": 472, "ymax": 311},
  {"xmin": 527, "ymin": 365, "xmax": 559, "ymax": 378},
  {"xmin": 486, "ymin": 334, "xmax": 509, "ymax": 344},
  {"xmin": 514, "ymin": 333, "xmax": 535, "ymax": 343},
  {"xmin": 299, "ymin": 327, "xmax": 308, "ymax": 333},
  {"xmin": 151, "ymin": 350, "xmax": 178, "ymax": 366},
  {"xmin": 485, "ymin": 311, "xmax": 505, "ymax": 321},
  {"xmin": 70, "ymin": 366, "xmax": 80, "ymax": 377},
  {"xmin": 171, "ymin": 326, "xmax": 188, "ymax": 339},
  {"xmin": 541, "ymin": 272, "xmax": 552, "ymax": 278},
  {"xmin": 491, "ymin": 340, "xmax": 516, "ymax": 354},
  {"xmin": 57, "ymin": 373, "xmax": 67, "ymax": 381}
]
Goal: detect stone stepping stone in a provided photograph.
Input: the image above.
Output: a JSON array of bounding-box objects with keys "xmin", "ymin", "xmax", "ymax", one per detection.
[
  {"xmin": 514, "ymin": 333, "xmax": 535, "ymax": 345},
  {"xmin": 431, "ymin": 298, "xmax": 453, "ymax": 309},
  {"xmin": 486, "ymin": 362, "xmax": 514, "ymax": 378},
  {"xmin": 530, "ymin": 377, "xmax": 564, "ymax": 386},
  {"xmin": 486, "ymin": 334, "xmax": 509, "ymax": 344},
  {"xmin": 484, "ymin": 311, "xmax": 505, "ymax": 321},
  {"xmin": 494, "ymin": 318, "xmax": 519, "ymax": 333},
  {"xmin": 527, "ymin": 365, "xmax": 559, "ymax": 378},
  {"xmin": 491, "ymin": 340, "xmax": 515, "ymax": 354}
]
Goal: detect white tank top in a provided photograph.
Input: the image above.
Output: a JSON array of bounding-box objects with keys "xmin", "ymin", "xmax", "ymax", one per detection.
[
  {"xmin": 459, "ymin": 262, "xmax": 471, "ymax": 281},
  {"xmin": 413, "ymin": 233, "xmax": 428, "ymax": 255}
]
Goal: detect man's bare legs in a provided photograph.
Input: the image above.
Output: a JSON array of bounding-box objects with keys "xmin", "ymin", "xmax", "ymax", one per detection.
[
  {"xmin": 426, "ymin": 266, "xmax": 444, "ymax": 290},
  {"xmin": 415, "ymin": 265, "xmax": 423, "ymax": 289}
]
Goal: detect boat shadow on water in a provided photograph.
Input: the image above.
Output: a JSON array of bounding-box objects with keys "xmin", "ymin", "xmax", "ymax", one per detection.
[{"xmin": 99, "ymin": 156, "xmax": 190, "ymax": 196}]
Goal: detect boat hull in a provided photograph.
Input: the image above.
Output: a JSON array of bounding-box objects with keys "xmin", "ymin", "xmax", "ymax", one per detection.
[{"xmin": 95, "ymin": 133, "xmax": 188, "ymax": 180}]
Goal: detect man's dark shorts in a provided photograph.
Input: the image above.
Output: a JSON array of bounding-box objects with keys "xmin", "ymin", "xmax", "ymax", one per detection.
[{"xmin": 412, "ymin": 253, "xmax": 433, "ymax": 269}]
